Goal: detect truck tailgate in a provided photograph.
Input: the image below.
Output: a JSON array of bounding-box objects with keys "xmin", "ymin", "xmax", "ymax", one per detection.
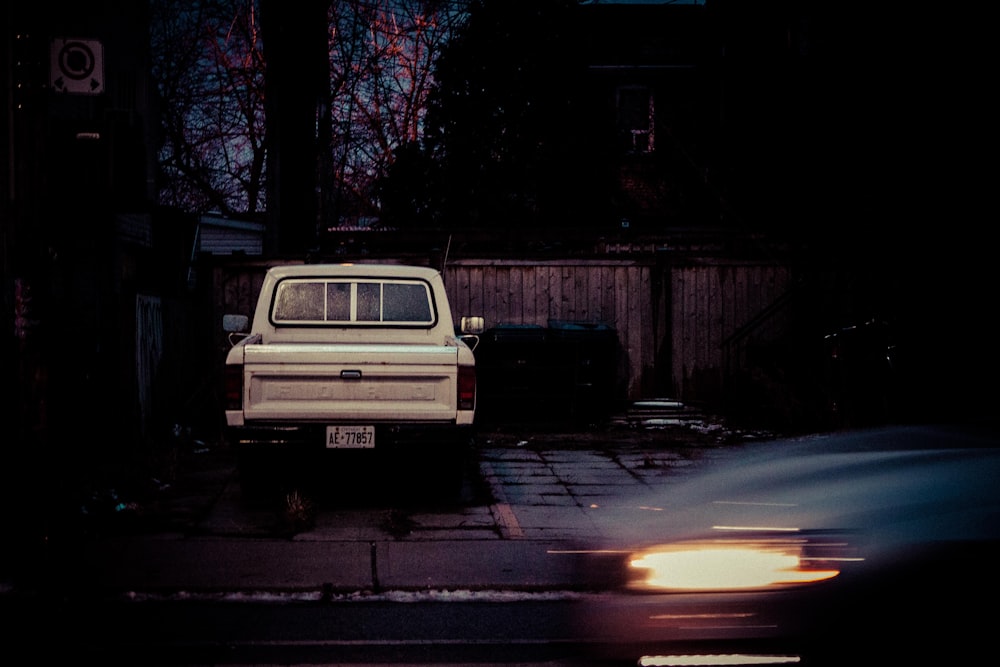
[{"xmin": 241, "ymin": 344, "xmax": 460, "ymax": 422}]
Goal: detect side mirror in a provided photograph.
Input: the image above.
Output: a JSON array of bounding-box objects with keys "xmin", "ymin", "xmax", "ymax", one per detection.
[
  {"xmin": 460, "ymin": 316, "xmax": 485, "ymax": 335},
  {"xmin": 223, "ymin": 314, "xmax": 250, "ymax": 347},
  {"xmin": 458, "ymin": 316, "xmax": 484, "ymax": 353},
  {"xmin": 223, "ymin": 314, "xmax": 249, "ymax": 333}
]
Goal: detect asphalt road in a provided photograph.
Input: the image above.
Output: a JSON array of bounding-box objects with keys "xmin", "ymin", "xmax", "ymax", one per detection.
[{"xmin": 4, "ymin": 595, "xmax": 623, "ymax": 666}]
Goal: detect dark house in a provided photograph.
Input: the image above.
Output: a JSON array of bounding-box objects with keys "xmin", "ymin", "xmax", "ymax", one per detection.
[
  {"xmin": 2, "ymin": 1, "xmax": 204, "ymax": 527},
  {"xmin": 575, "ymin": 0, "xmax": 717, "ymax": 233}
]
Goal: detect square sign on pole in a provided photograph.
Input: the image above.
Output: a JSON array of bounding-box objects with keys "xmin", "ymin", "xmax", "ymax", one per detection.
[{"xmin": 51, "ymin": 38, "xmax": 104, "ymax": 95}]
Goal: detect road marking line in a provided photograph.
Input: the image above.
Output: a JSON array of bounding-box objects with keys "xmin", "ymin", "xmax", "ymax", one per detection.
[
  {"xmin": 480, "ymin": 460, "xmax": 524, "ymax": 539},
  {"xmin": 490, "ymin": 502, "xmax": 524, "ymax": 539}
]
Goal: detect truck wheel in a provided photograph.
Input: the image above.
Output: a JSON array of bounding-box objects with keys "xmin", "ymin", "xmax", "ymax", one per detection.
[
  {"xmin": 424, "ymin": 442, "xmax": 469, "ymax": 504},
  {"xmin": 238, "ymin": 449, "xmax": 276, "ymax": 507}
]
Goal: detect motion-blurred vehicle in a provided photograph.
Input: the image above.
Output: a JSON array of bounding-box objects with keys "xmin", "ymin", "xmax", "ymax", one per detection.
[{"xmin": 569, "ymin": 422, "xmax": 1000, "ymax": 666}]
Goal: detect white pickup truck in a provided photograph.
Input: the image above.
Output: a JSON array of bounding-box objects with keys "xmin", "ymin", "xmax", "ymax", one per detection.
[{"xmin": 223, "ymin": 263, "xmax": 481, "ymax": 501}]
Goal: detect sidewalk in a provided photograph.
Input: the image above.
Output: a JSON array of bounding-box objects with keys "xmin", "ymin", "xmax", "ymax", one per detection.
[{"xmin": 44, "ymin": 535, "xmax": 585, "ymax": 599}]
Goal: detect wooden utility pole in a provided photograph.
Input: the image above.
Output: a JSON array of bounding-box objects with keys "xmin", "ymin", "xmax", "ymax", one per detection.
[{"xmin": 260, "ymin": 0, "xmax": 330, "ymax": 257}]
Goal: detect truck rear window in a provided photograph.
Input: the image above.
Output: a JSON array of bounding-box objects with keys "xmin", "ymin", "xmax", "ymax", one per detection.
[{"xmin": 271, "ymin": 278, "xmax": 435, "ymax": 326}]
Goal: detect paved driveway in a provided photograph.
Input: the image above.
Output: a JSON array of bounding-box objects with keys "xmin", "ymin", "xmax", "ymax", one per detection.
[{"xmin": 182, "ymin": 413, "xmax": 751, "ymax": 542}]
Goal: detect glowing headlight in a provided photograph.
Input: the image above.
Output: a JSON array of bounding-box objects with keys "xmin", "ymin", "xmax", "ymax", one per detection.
[{"xmin": 629, "ymin": 540, "xmax": 852, "ymax": 591}]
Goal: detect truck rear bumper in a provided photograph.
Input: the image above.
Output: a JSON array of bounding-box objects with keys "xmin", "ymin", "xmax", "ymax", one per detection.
[
  {"xmin": 226, "ymin": 422, "xmax": 475, "ymax": 450},
  {"xmin": 228, "ymin": 423, "xmax": 475, "ymax": 502}
]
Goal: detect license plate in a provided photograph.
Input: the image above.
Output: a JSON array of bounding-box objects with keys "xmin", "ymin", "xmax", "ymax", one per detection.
[{"xmin": 326, "ymin": 425, "xmax": 375, "ymax": 449}]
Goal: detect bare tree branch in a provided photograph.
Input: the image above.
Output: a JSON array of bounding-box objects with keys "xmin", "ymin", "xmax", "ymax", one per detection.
[{"xmin": 151, "ymin": 0, "xmax": 469, "ymax": 223}]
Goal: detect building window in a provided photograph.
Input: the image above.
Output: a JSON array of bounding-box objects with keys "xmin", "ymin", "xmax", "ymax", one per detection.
[{"xmin": 617, "ymin": 86, "xmax": 655, "ymax": 154}]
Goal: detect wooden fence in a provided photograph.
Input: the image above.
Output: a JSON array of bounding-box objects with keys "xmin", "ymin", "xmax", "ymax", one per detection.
[{"xmin": 210, "ymin": 255, "xmax": 794, "ymax": 410}]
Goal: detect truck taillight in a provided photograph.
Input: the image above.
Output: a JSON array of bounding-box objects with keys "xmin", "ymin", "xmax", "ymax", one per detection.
[
  {"xmin": 224, "ymin": 364, "xmax": 243, "ymax": 410},
  {"xmin": 458, "ymin": 365, "xmax": 476, "ymax": 411}
]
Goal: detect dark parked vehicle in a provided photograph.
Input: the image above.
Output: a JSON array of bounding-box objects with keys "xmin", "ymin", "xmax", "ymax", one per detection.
[
  {"xmin": 570, "ymin": 422, "xmax": 1000, "ymax": 666},
  {"xmin": 474, "ymin": 320, "xmax": 618, "ymax": 424}
]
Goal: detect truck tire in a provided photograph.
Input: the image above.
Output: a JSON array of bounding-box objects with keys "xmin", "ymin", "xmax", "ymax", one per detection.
[
  {"xmin": 418, "ymin": 440, "xmax": 469, "ymax": 505},
  {"xmin": 237, "ymin": 449, "xmax": 277, "ymax": 507}
]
